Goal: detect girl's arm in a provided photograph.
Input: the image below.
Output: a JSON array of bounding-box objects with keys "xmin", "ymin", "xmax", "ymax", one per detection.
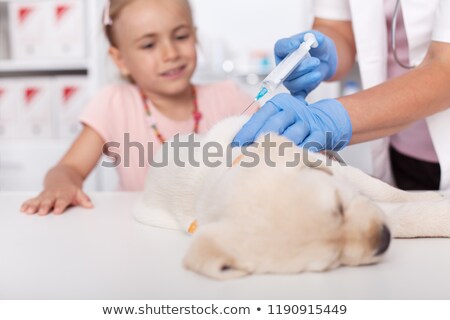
[{"xmin": 21, "ymin": 125, "xmax": 105, "ymax": 215}]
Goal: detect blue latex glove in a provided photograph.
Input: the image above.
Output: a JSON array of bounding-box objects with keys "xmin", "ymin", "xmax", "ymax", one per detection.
[
  {"xmin": 233, "ymin": 94, "xmax": 352, "ymax": 151},
  {"xmin": 275, "ymin": 30, "xmax": 338, "ymax": 98}
]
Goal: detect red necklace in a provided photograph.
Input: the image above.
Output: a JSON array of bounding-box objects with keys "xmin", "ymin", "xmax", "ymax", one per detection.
[{"xmin": 140, "ymin": 86, "xmax": 202, "ymax": 144}]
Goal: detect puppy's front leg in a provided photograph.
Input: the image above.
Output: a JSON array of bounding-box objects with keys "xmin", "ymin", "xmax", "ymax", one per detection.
[
  {"xmin": 333, "ymin": 165, "xmax": 443, "ymax": 203},
  {"xmin": 379, "ymin": 199, "xmax": 450, "ymax": 238}
]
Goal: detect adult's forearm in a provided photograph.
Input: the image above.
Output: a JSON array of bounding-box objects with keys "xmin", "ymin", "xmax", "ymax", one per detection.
[
  {"xmin": 348, "ymin": 125, "xmax": 408, "ymax": 145},
  {"xmin": 340, "ymin": 59, "xmax": 450, "ymax": 144},
  {"xmin": 313, "ymin": 19, "xmax": 356, "ymax": 80}
]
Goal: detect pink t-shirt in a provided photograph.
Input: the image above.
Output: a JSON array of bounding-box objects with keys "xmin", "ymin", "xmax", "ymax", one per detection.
[
  {"xmin": 79, "ymin": 81, "xmax": 255, "ymax": 191},
  {"xmin": 384, "ymin": 0, "xmax": 439, "ymax": 163}
]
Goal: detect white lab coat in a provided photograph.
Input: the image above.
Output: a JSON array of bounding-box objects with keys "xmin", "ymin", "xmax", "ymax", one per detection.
[{"xmin": 314, "ymin": 0, "xmax": 450, "ymax": 191}]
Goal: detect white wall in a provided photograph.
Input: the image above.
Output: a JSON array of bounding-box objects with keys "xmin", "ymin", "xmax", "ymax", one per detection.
[{"xmin": 191, "ymin": 0, "xmax": 313, "ymax": 57}]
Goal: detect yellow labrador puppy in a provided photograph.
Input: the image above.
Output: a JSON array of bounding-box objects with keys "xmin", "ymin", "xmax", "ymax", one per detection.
[{"xmin": 134, "ymin": 117, "xmax": 449, "ymax": 280}]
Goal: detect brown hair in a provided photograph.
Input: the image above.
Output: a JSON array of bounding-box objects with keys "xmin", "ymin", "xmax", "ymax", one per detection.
[{"xmin": 103, "ymin": 0, "xmax": 194, "ymax": 47}]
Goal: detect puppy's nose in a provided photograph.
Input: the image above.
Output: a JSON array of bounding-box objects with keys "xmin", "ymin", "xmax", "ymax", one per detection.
[{"xmin": 375, "ymin": 224, "xmax": 391, "ymax": 256}]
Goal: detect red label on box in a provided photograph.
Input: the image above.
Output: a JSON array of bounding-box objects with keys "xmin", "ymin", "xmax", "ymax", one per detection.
[
  {"xmin": 56, "ymin": 5, "xmax": 71, "ymax": 22},
  {"xmin": 63, "ymin": 86, "xmax": 78, "ymax": 104},
  {"xmin": 18, "ymin": 7, "xmax": 34, "ymax": 25},
  {"xmin": 24, "ymin": 88, "xmax": 40, "ymax": 105}
]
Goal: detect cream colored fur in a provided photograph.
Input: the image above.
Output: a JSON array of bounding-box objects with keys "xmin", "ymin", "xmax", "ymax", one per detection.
[{"xmin": 134, "ymin": 116, "xmax": 450, "ymax": 280}]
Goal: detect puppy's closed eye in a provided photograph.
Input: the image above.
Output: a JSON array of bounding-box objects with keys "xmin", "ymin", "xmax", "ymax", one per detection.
[{"xmin": 221, "ymin": 265, "xmax": 232, "ymax": 271}]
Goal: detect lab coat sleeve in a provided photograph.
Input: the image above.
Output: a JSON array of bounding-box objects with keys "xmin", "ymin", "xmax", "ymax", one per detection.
[
  {"xmin": 432, "ymin": 0, "xmax": 450, "ymax": 43},
  {"xmin": 313, "ymin": 0, "xmax": 351, "ymax": 21}
]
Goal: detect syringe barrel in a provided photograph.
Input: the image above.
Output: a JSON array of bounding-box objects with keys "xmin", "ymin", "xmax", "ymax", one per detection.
[{"xmin": 262, "ymin": 53, "xmax": 311, "ymax": 92}]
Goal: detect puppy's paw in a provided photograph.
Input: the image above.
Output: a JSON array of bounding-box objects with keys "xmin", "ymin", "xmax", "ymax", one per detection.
[
  {"xmin": 413, "ymin": 191, "xmax": 446, "ymax": 201},
  {"xmin": 389, "ymin": 199, "xmax": 450, "ymax": 238},
  {"xmin": 183, "ymin": 233, "xmax": 252, "ymax": 280}
]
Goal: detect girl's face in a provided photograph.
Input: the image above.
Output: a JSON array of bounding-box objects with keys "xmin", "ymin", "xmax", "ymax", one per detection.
[{"xmin": 110, "ymin": 0, "xmax": 197, "ymax": 97}]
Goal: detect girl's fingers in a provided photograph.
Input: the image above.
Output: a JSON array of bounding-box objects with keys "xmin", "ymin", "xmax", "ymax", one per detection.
[
  {"xmin": 75, "ymin": 190, "xmax": 93, "ymax": 209},
  {"xmin": 53, "ymin": 197, "xmax": 72, "ymax": 215},
  {"xmin": 22, "ymin": 198, "xmax": 40, "ymax": 215},
  {"xmin": 21, "ymin": 188, "xmax": 85, "ymax": 216},
  {"xmin": 48, "ymin": 191, "xmax": 77, "ymax": 214},
  {"xmin": 37, "ymin": 198, "xmax": 56, "ymax": 216},
  {"xmin": 23, "ymin": 191, "xmax": 53, "ymax": 215},
  {"xmin": 20, "ymin": 199, "xmax": 32, "ymax": 213}
]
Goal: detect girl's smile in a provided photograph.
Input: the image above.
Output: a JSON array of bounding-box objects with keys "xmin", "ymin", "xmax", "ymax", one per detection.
[{"xmin": 160, "ymin": 65, "xmax": 188, "ymax": 80}]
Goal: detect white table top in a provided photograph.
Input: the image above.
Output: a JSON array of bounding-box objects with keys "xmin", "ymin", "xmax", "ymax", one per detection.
[{"xmin": 1, "ymin": 192, "xmax": 449, "ymax": 300}]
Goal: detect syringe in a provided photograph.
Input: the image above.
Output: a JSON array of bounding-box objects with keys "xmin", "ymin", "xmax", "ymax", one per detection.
[{"xmin": 241, "ymin": 33, "xmax": 319, "ymax": 114}]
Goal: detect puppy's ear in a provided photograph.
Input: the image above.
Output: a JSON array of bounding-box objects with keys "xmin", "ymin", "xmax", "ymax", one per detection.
[{"xmin": 183, "ymin": 233, "xmax": 252, "ymax": 280}]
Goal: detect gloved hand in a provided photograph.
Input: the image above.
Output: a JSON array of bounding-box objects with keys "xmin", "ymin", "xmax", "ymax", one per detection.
[
  {"xmin": 275, "ymin": 30, "xmax": 338, "ymax": 99},
  {"xmin": 233, "ymin": 93, "xmax": 352, "ymax": 151}
]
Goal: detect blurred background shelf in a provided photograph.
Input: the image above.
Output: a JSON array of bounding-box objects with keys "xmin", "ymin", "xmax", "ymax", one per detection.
[
  {"xmin": 0, "ymin": 0, "xmax": 111, "ymax": 192},
  {"xmin": 0, "ymin": 59, "xmax": 89, "ymax": 74}
]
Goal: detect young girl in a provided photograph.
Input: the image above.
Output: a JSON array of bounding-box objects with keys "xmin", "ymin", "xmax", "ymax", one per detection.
[{"xmin": 21, "ymin": 0, "xmax": 255, "ymax": 215}]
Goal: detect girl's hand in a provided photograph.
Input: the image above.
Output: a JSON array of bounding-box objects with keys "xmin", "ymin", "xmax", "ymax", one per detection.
[
  {"xmin": 21, "ymin": 186, "xmax": 93, "ymax": 216},
  {"xmin": 20, "ymin": 126, "xmax": 104, "ymax": 216}
]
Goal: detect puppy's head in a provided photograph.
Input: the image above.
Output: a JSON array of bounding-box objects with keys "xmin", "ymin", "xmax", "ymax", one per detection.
[{"xmin": 184, "ymin": 135, "xmax": 390, "ymax": 280}]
